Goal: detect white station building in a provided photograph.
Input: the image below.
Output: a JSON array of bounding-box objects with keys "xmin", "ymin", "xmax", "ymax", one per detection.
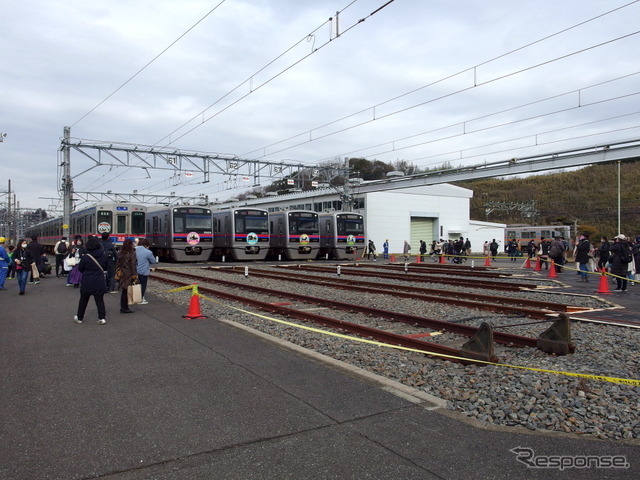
[{"xmin": 222, "ymin": 181, "xmax": 505, "ymax": 256}]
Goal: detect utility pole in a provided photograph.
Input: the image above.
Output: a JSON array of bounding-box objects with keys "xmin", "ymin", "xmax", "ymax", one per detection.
[
  {"xmin": 7, "ymin": 180, "xmax": 12, "ymax": 245},
  {"xmin": 62, "ymin": 127, "xmax": 72, "ymax": 238}
]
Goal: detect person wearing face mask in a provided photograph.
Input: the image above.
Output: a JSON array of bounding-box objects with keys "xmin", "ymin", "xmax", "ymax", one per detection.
[
  {"xmin": 66, "ymin": 236, "xmax": 87, "ymax": 288},
  {"xmin": 12, "ymin": 239, "xmax": 34, "ymax": 295}
]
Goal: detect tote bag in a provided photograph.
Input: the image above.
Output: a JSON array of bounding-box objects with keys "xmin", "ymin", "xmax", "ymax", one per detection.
[{"xmin": 127, "ymin": 283, "xmax": 143, "ymax": 305}]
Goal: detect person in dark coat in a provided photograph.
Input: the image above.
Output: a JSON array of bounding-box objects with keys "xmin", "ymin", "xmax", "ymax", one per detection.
[
  {"xmin": 12, "ymin": 238, "xmax": 34, "ymax": 295},
  {"xmin": 27, "ymin": 235, "xmax": 44, "ymax": 284},
  {"xmin": 574, "ymin": 232, "xmax": 592, "ymax": 282},
  {"xmin": 75, "ymin": 236, "xmax": 108, "ymax": 324},
  {"xmin": 597, "ymin": 236, "xmax": 610, "ymax": 271},
  {"xmin": 609, "ymin": 234, "xmax": 631, "ymax": 292},
  {"xmin": 101, "ymin": 232, "xmax": 118, "ymax": 293},
  {"xmin": 116, "ymin": 238, "xmax": 138, "ymax": 314}
]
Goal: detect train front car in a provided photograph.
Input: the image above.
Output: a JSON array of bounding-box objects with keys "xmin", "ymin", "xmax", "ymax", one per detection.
[
  {"xmin": 319, "ymin": 212, "xmax": 365, "ymax": 260},
  {"xmin": 95, "ymin": 203, "xmax": 147, "ymax": 247},
  {"xmin": 213, "ymin": 208, "xmax": 269, "ymax": 261},
  {"xmin": 148, "ymin": 206, "xmax": 213, "ymax": 262},
  {"xmin": 270, "ymin": 210, "xmax": 320, "ymax": 260}
]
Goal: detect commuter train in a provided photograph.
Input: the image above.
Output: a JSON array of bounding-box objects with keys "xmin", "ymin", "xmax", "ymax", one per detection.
[
  {"xmin": 213, "ymin": 207, "xmax": 270, "ymax": 261},
  {"xmin": 25, "ymin": 202, "xmax": 147, "ymax": 252},
  {"xmin": 269, "ymin": 210, "xmax": 320, "ymax": 260},
  {"xmin": 146, "ymin": 205, "xmax": 214, "ymax": 262},
  {"xmin": 504, "ymin": 224, "xmax": 572, "ymax": 252},
  {"xmin": 319, "ymin": 212, "xmax": 365, "ymax": 260}
]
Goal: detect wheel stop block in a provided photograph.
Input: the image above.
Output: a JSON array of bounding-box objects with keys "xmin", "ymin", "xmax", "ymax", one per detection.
[
  {"xmin": 537, "ymin": 313, "xmax": 575, "ymax": 355},
  {"xmin": 461, "ymin": 322, "xmax": 497, "ymax": 364}
]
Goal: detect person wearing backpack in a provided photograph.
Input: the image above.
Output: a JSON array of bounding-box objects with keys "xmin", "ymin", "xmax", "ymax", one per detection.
[
  {"xmin": 54, "ymin": 236, "xmax": 69, "ymax": 278},
  {"xmin": 609, "ymin": 234, "xmax": 632, "ymax": 292}
]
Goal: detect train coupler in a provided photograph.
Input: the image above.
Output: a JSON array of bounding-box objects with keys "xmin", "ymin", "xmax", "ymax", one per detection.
[
  {"xmin": 537, "ymin": 313, "xmax": 575, "ymax": 355},
  {"xmin": 461, "ymin": 322, "xmax": 498, "ymax": 364}
]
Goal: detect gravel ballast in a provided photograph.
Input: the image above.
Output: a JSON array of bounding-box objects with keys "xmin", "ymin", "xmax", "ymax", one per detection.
[{"xmin": 148, "ymin": 265, "xmax": 640, "ymax": 442}]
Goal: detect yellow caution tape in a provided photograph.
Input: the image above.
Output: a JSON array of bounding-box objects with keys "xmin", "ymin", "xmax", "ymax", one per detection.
[
  {"xmin": 196, "ymin": 293, "xmax": 640, "ymax": 386},
  {"xmin": 160, "ymin": 287, "xmax": 640, "ymax": 386}
]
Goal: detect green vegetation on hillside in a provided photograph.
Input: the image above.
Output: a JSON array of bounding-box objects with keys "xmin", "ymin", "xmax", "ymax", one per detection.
[{"xmin": 455, "ymin": 160, "xmax": 640, "ymax": 239}]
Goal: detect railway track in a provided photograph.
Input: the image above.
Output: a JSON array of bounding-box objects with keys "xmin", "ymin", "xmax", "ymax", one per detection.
[
  {"xmin": 277, "ymin": 264, "xmax": 542, "ymax": 291},
  {"xmin": 152, "ymin": 268, "xmax": 575, "ymax": 365},
  {"xmin": 212, "ymin": 266, "xmax": 588, "ymax": 318}
]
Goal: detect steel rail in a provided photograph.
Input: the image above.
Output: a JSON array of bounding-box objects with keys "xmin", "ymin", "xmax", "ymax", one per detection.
[
  {"xmin": 277, "ymin": 265, "xmax": 539, "ymax": 291},
  {"xmin": 214, "ymin": 267, "xmax": 573, "ymax": 315},
  {"xmin": 151, "ymin": 274, "xmax": 499, "ymax": 365},
  {"xmin": 155, "ymin": 268, "xmax": 539, "ymax": 349}
]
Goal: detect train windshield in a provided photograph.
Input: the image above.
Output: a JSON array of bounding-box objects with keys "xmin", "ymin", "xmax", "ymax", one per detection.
[
  {"xmin": 337, "ymin": 215, "xmax": 364, "ymax": 235},
  {"xmin": 173, "ymin": 208, "xmax": 212, "ymax": 233},
  {"xmin": 132, "ymin": 211, "xmax": 145, "ymax": 235},
  {"xmin": 96, "ymin": 210, "xmax": 113, "ymax": 233},
  {"xmin": 234, "ymin": 210, "xmax": 268, "ymax": 234},
  {"xmin": 288, "ymin": 212, "xmax": 318, "ymax": 235}
]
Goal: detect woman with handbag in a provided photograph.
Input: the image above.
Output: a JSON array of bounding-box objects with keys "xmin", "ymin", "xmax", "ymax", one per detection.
[
  {"xmin": 115, "ymin": 238, "xmax": 138, "ymax": 314},
  {"xmin": 12, "ymin": 238, "xmax": 34, "ymax": 296},
  {"xmin": 66, "ymin": 236, "xmax": 86, "ymax": 288},
  {"xmin": 74, "ymin": 236, "xmax": 108, "ymax": 325}
]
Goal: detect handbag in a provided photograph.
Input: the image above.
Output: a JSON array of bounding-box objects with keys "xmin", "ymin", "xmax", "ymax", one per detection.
[
  {"xmin": 127, "ymin": 282, "xmax": 143, "ymax": 305},
  {"xmin": 114, "ymin": 267, "xmax": 123, "ymax": 281},
  {"xmin": 63, "ymin": 257, "xmax": 75, "ymax": 271}
]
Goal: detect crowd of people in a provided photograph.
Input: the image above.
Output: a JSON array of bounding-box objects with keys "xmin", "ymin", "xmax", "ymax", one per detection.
[
  {"xmin": 0, "ymin": 233, "xmax": 157, "ymax": 324},
  {"xmin": 518, "ymin": 233, "xmax": 640, "ymax": 291}
]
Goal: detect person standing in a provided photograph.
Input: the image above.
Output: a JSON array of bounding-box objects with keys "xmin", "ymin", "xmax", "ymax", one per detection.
[
  {"xmin": 403, "ymin": 240, "xmax": 411, "ymax": 260},
  {"xmin": 548, "ymin": 236, "xmax": 566, "ymax": 273},
  {"xmin": 135, "ymin": 238, "xmax": 157, "ymax": 304},
  {"xmin": 419, "ymin": 240, "xmax": 427, "ymax": 260},
  {"xmin": 597, "ymin": 236, "xmax": 610, "ymax": 272},
  {"xmin": 66, "ymin": 236, "xmax": 86, "ymax": 288},
  {"xmin": 74, "ymin": 236, "xmax": 108, "ymax": 325},
  {"xmin": 527, "ymin": 239, "xmax": 537, "ymax": 259},
  {"xmin": 12, "ymin": 239, "xmax": 33, "ymax": 295},
  {"xmin": 489, "ymin": 239, "xmax": 499, "ymax": 261},
  {"xmin": 383, "ymin": 239, "xmax": 389, "ymax": 259},
  {"xmin": 0, "ymin": 237, "xmax": 10, "ymax": 291},
  {"xmin": 574, "ymin": 232, "xmax": 592, "ymax": 282},
  {"xmin": 610, "ymin": 234, "xmax": 631, "ymax": 292},
  {"xmin": 507, "ymin": 239, "xmax": 519, "ymax": 262},
  {"xmin": 101, "ymin": 232, "xmax": 118, "ymax": 293},
  {"xmin": 116, "ymin": 239, "xmax": 138, "ymax": 313},
  {"xmin": 7, "ymin": 245, "xmax": 16, "ymax": 279},
  {"xmin": 27, "ymin": 236, "xmax": 44, "ymax": 285},
  {"xmin": 53, "ymin": 236, "xmax": 69, "ymax": 278}
]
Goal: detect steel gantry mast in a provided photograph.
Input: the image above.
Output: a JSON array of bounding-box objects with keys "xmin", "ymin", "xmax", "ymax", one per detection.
[{"xmin": 59, "ymin": 127, "xmax": 351, "ymax": 220}]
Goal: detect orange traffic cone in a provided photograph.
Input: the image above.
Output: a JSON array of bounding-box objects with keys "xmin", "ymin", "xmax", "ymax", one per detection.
[
  {"xmin": 416, "ymin": 255, "xmax": 421, "ymax": 263},
  {"xmin": 534, "ymin": 256, "xmax": 542, "ymax": 271},
  {"xmin": 548, "ymin": 261, "xmax": 557, "ymax": 279},
  {"xmin": 439, "ymin": 254, "xmax": 445, "ymax": 264},
  {"xmin": 525, "ymin": 257, "xmax": 531, "ymax": 269},
  {"xmin": 597, "ymin": 269, "xmax": 612, "ymax": 294},
  {"xmin": 390, "ymin": 254, "xmax": 395, "ymax": 262},
  {"xmin": 183, "ymin": 284, "xmax": 207, "ymax": 320},
  {"xmin": 484, "ymin": 256, "xmax": 491, "ymax": 266}
]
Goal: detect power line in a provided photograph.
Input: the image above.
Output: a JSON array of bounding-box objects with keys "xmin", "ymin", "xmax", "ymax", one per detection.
[
  {"xmin": 240, "ymin": 1, "xmax": 640, "ymax": 159},
  {"xmin": 71, "ymin": 1, "xmax": 227, "ymax": 127},
  {"xmin": 152, "ymin": 0, "xmax": 397, "ymax": 149}
]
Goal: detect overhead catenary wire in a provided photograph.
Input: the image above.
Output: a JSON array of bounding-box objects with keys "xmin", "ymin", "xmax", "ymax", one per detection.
[
  {"xmin": 70, "ymin": 0, "xmax": 227, "ymax": 128},
  {"xmin": 245, "ymin": 29, "xmax": 640, "ymax": 161}
]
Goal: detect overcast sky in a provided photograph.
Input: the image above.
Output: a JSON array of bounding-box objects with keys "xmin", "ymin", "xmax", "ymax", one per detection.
[{"xmin": 2, "ymin": 0, "xmax": 639, "ymax": 212}]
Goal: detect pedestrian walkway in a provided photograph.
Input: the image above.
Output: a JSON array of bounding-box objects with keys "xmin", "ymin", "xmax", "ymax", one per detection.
[{"xmin": 0, "ymin": 275, "xmax": 638, "ymax": 479}]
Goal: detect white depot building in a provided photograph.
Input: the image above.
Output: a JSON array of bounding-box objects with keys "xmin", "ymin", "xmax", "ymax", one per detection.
[{"xmin": 230, "ymin": 182, "xmax": 505, "ymax": 256}]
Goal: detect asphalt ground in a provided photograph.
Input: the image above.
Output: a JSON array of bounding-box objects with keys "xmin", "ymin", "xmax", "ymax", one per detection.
[{"xmin": 1, "ymin": 259, "xmax": 638, "ymax": 480}]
